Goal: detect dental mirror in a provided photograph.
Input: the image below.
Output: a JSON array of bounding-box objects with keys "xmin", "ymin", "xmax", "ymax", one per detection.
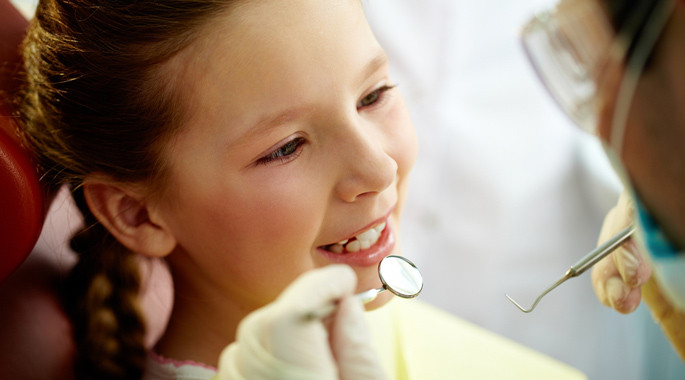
[
  {"xmin": 305, "ymin": 255, "xmax": 423, "ymax": 320},
  {"xmin": 378, "ymin": 254, "xmax": 423, "ymax": 298}
]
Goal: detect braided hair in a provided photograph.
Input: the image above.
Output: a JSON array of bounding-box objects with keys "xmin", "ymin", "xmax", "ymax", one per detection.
[{"xmin": 16, "ymin": 1, "xmax": 236, "ymax": 378}]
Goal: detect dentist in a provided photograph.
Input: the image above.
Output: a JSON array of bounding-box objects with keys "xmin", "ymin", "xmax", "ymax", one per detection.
[{"xmin": 520, "ymin": 0, "xmax": 685, "ymax": 358}]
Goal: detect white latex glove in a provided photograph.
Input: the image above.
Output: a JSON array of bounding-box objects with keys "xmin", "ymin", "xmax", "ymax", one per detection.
[
  {"xmin": 215, "ymin": 265, "xmax": 388, "ymax": 380},
  {"xmin": 591, "ymin": 191, "xmax": 652, "ymax": 313}
]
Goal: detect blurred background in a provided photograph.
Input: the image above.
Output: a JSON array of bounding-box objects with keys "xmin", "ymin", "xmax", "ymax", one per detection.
[
  {"xmin": 10, "ymin": 0, "xmax": 685, "ymax": 379},
  {"xmin": 362, "ymin": 1, "xmax": 685, "ymax": 379}
]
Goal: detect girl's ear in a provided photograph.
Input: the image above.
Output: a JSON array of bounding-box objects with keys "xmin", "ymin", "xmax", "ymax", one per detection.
[{"xmin": 83, "ymin": 177, "xmax": 177, "ymax": 258}]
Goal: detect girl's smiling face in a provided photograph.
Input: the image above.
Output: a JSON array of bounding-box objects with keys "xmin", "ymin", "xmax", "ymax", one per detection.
[{"xmin": 155, "ymin": 0, "xmax": 417, "ymax": 311}]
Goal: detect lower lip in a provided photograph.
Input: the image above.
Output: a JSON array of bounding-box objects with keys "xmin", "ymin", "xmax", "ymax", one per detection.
[{"xmin": 317, "ymin": 219, "xmax": 396, "ymax": 267}]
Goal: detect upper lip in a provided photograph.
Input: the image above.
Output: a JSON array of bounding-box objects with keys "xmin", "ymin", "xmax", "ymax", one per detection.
[{"xmin": 321, "ymin": 207, "xmax": 394, "ymax": 246}]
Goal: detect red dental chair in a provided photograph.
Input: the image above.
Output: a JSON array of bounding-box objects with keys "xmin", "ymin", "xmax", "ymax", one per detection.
[{"xmin": 0, "ymin": 2, "xmax": 173, "ymax": 379}]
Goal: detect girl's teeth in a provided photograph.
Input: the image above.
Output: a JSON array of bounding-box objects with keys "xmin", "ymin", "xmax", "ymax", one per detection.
[
  {"xmin": 346, "ymin": 240, "xmax": 361, "ymax": 252},
  {"xmin": 356, "ymin": 228, "xmax": 379, "ymax": 243},
  {"xmin": 326, "ymin": 222, "xmax": 387, "ymax": 254}
]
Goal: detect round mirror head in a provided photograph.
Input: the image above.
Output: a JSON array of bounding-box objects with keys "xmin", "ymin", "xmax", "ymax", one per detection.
[{"xmin": 378, "ymin": 255, "xmax": 423, "ymax": 298}]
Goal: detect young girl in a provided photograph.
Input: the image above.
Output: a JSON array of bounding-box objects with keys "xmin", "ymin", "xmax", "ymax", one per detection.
[
  {"xmin": 18, "ymin": 0, "xmax": 415, "ymax": 378},
  {"xmin": 17, "ymin": 0, "xmax": 588, "ymax": 379}
]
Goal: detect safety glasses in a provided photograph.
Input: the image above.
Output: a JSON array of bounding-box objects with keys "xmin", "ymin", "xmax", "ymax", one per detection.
[{"xmin": 521, "ymin": 0, "xmax": 674, "ymax": 144}]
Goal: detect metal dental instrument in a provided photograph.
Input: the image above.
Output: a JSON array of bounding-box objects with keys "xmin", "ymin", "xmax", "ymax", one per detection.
[
  {"xmin": 506, "ymin": 225, "xmax": 636, "ymax": 313},
  {"xmin": 305, "ymin": 255, "xmax": 423, "ymax": 320}
]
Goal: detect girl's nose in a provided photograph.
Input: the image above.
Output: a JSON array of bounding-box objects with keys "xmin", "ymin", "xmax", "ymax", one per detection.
[{"xmin": 334, "ymin": 124, "xmax": 397, "ymax": 203}]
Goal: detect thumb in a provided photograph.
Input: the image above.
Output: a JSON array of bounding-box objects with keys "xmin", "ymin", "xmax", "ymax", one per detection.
[
  {"xmin": 330, "ymin": 296, "xmax": 388, "ymax": 380},
  {"xmin": 276, "ymin": 264, "xmax": 358, "ymax": 314},
  {"xmin": 268, "ymin": 265, "xmax": 358, "ymax": 374}
]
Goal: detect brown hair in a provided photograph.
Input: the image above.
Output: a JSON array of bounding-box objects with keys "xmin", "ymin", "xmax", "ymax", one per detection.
[{"xmin": 16, "ymin": 1, "xmax": 236, "ymax": 378}]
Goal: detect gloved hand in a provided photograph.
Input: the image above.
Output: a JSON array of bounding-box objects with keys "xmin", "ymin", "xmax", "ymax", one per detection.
[
  {"xmin": 591, "ymin": 191, "xmax": 652, "ymax": 313},
  {"xmin": 215, "ymin": 264, "xmax": 388, "ymax": 380}
]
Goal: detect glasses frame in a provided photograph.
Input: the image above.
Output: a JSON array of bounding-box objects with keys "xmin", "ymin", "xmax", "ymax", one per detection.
[{"xmin": 521, "ymin": 0, "xmax": 675, "ymax": 153}]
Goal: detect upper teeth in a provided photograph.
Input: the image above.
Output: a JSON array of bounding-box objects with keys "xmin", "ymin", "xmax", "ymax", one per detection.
[{"xmin": 328, "ymin": 221, "xmax": 386, "ymax": 253}]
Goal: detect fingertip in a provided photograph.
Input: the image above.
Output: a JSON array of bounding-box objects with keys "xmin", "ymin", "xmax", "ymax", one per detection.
[
  {"xmin": 333, "ymin": 263, "xmax": 357, "ymax": 279},
  {"xmin": 616, "ymin": 288, "xmax": 642, "ymax": 314},
  {"xmin": 606, "ymin": 277, "xmax": 641, "ymax": 313},
  {"xmin": 276, "ymin": 265, "xmax": 358, "ymax": 314},
  {"xmin": 324, "ymin": 264, "xmax": 358, "ymax": 290},
  {"xmin": 606, "ymin": 276, "xmax": 627, "ymax": 309}
]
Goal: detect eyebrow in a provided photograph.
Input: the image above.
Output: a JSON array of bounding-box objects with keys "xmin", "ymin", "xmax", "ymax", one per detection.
[
  {"xmin": 242, "ymin": 106, "xmax": 309, "ymax": 142},
  {"xmin": 359, "ymin": 50, "xmax": 389, "ymax": 86},
  {"xmin": 243, "ymin": 50, "xmax": 389, "ymax": 139}
]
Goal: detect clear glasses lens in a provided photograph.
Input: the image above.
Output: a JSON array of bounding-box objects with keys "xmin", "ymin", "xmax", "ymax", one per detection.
[{"xmin": 521, "ymin": 0, "xmax": 615, "ymax": 134}]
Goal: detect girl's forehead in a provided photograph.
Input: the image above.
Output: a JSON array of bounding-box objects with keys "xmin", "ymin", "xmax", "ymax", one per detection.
[
  {"xmin": 193, "ymin": 0, "xmax": 366, "ymax": 51},
  {"xmin": 206, "ymin": 0, "xmax": 369, "ymax": 62},
  {"xmin": 173, "ymin": 0, "xmax": 382, "ymax": 137}
]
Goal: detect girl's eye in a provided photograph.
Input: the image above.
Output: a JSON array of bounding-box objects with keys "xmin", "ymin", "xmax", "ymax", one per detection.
[
  {"xmin": 357, "ymin": 84, "xmax": 397, "ymax": 109},
  {"xmin": 257, "ymin": 137, "xmax": 305, "ymax": 165}
]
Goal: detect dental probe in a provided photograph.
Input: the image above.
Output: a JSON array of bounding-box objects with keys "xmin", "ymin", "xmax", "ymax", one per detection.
[{"xmin": 506, "ymin": 225, "xmax": 636, "ymax": 313}]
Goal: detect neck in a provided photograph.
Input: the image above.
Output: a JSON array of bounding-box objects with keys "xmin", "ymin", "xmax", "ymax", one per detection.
[{"xmin": 153, "ymin": 260, "xmax": 252, "ymax": 368}]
